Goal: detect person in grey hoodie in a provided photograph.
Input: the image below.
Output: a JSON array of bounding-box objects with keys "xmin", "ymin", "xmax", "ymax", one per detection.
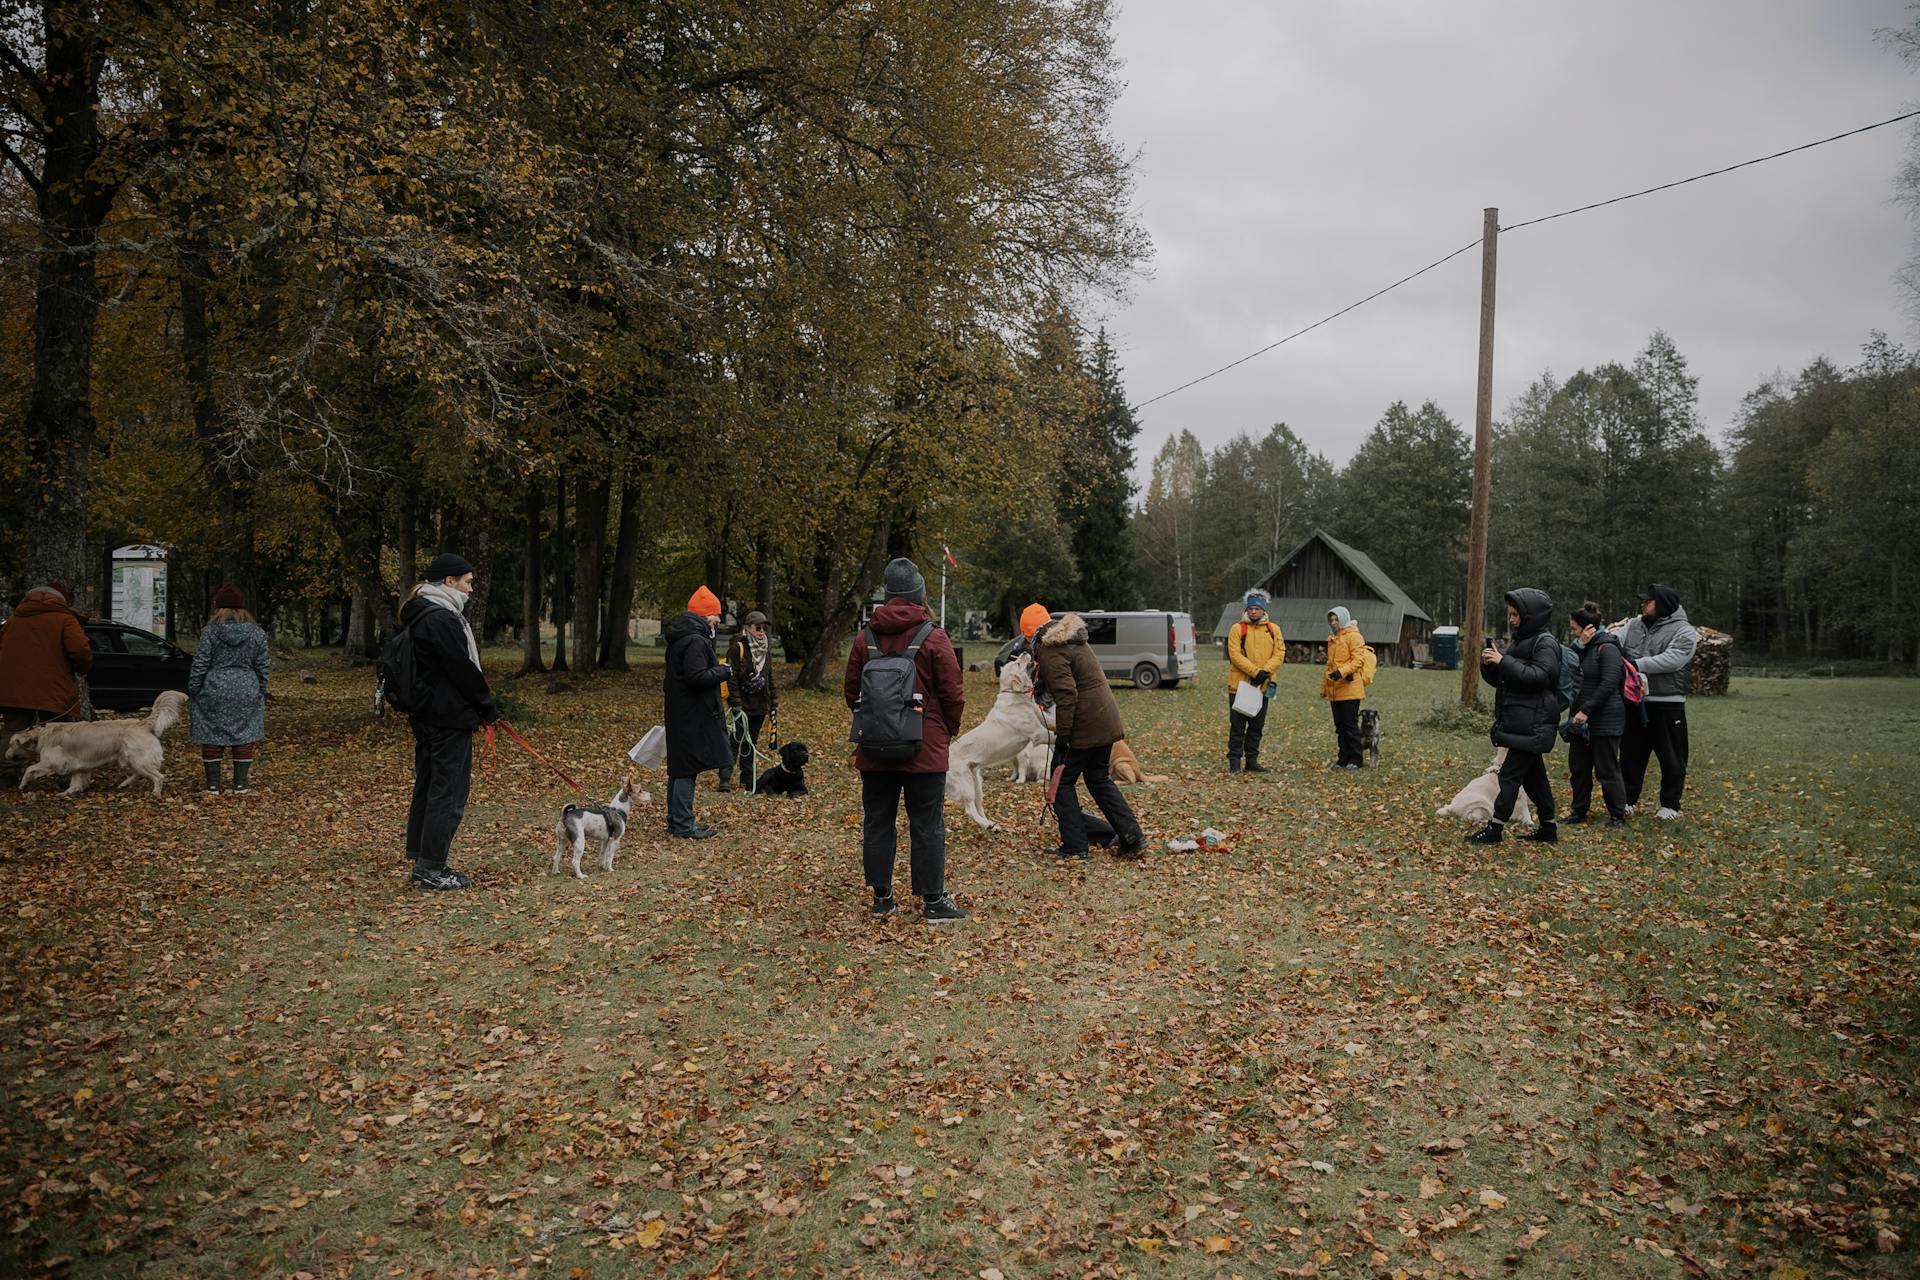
[
  {"xmin": 188, "ymin": 583, "xmax": 270, "ymax": 793},
  {"xmin": 1617, "ymin": 583, "xmax": 1697, "ymax": 820}
]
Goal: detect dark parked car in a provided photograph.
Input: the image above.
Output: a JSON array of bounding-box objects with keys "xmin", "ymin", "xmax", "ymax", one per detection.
[{"xmin": 84, "ymin": 621, "xmax": 193, "ymax": 712}]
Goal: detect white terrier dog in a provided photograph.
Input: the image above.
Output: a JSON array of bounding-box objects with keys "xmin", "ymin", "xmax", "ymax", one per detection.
[{"xmin": 552, "ymin": 774, "xmax": 643, "ymax": 879}]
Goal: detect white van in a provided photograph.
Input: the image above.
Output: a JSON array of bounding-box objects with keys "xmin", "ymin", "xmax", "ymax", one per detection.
[{"xmin": 997, "ymin": 610, "xmax": 1198, "ymax": 688}]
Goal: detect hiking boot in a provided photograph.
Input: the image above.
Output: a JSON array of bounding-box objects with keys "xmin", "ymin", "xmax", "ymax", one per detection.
[
  {"xmin": 1465, "ymin": 822, "xmax": 1503, "ymax": 845},
  {"xmin": 1562, "ymin": 812, "xmax": 1588, "ymax": 826},
  {"xmin": 1243, "ymin": 758, "xmax": 1269, "ymax": 774},
  {"xmin": 1326, "ymin": 761, "xmax": 1345, "ymax": 771},
  {"xmin": 1227, "ymin": 757, "xmax": 1241, "ymax": 773},
  {"xmin": 870, "ymin": 892, "xmax": 896, "ymax": 918},
  {"xmin": 923, "ymin": 894, "xmax": 969, "ymax": 924},
  {"xmin": 1605, "ymin": 816, "xmax": 1627, "ymax": 831},
  {"xmin": 669, "ymin": 824, "xmax": 718, "ymax": 840},
  {"xmin": 1113, "ymin": 834, "xmax": 1147, "ymax": 860},
  {"xmin": 716, "ymin": 776, "xmax": 733, "ymax": 793},
  {"xmin": 411, "ymin": 864, "xmax": 469, "ymax": 891},
  {"xmin": 1521, "ymin": 822, "xmax": 1558, "ymax": 844},
  {"xmin": 1047, "ymin": 846, "xmax": 1090, "ymax": 860}
]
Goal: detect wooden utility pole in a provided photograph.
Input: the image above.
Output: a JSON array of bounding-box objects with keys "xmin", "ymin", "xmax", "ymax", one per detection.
[{"xmin": 1460, "ymin": 208, "xmax": 1498, "ymax": 706}]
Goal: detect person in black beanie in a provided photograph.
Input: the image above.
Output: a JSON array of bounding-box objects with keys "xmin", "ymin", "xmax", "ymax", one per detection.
[
  {"xmin": 1563, "ymin": 602, "xmax": 1629, "ymax": 829},
  {"xmin": 1468, "ymin": 588, "xmax": 1562, "ymax": 845},
  {"xmin": 397, "ymin": 552, "xmax": 498, "ymax": 890}
]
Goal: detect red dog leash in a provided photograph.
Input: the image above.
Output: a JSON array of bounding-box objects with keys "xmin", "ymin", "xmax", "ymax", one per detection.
[{"xmin": 483, "ymin": 720, "xmax": 586, "ymax": 796}]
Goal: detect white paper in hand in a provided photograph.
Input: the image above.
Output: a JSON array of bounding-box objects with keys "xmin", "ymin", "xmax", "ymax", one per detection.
[
  {"xmin": 1232, "ymin": 680, "xmax": 1266, "ymax": 718},
  {"xmin": 628, "ymin": 725, "xmax": 667, "ymax": 768}
]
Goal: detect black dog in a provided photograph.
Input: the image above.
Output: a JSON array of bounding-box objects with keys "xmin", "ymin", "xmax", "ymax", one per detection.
[
  {"xmin": 755, "ymin": 741, "xmax": 810, "ymax": 795},
  {"xmin": 1358, "ymin": 708, "xmax": 1382, "ymax": 765}
]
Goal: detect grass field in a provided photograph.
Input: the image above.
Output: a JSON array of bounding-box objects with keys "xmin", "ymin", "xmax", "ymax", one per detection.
[{"xmin": 1, "ymin": 647, "xmax": 1915, "ymax": 1278}]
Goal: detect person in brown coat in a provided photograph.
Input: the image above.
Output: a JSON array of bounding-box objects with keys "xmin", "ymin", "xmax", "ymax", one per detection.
[
  {"xmin": 0, "ymin": 581, "xmax": 93, "ymax": 782},
  {"xmin": 1031, "ymin": 612, "xmax": 1145, "ymax": 860}
]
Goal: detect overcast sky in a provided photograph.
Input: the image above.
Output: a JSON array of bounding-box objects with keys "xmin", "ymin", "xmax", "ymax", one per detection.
[{"xmin": 1100, "ymin": 1, "xmax": 1918, "ymax": 474}]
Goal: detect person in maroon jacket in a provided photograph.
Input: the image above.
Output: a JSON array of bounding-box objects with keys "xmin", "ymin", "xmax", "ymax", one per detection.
[{"xmin": 843, "ymin": 558, "xmax": 969, "ymax": 924}]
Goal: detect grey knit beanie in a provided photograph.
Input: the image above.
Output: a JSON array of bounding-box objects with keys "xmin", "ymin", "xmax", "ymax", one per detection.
[{"xmin": 883, "ymin": 557, "xmax": 926, "ymax": 605}]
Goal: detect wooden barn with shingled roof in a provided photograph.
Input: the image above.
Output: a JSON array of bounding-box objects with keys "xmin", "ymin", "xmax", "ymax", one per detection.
[{"xmin": 1211, "ymin": 529, "xmax": 1434, "ymax": 667}]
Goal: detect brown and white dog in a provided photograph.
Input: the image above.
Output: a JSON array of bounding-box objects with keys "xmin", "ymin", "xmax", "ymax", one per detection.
[{"xmin": 7, "ymin": 691, "xmax": 188, "ymax": 797}]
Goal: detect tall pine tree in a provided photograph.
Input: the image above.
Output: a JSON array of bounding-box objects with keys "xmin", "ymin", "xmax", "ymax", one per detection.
[{"xmin": 1066, "ymin": 329, "xmax": 1141, "ymax": 608}]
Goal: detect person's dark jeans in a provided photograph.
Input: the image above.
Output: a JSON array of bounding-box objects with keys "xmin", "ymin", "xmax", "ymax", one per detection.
[
  {"xmin": 1568, "ymin": 733, "xmax": 1628, "ymax": 819},
  {"xmin": 1330, "ymin": 700, "xmax": 1364, "ymax": 766},
  {"xmin": 1493, "ymin": 746, "xmax": 1555, "ymax": 826},
  {"xmin": 1054, "ymin": 743, "xmax": 1143, "ymax": 855},
  {"xmin": 666, "ymin": 775, "xmax": 699, "ymax": 834},
  {"xmin": 722, "ymin": 711, "xmax": 766, "ymax": 785},
  {"xmin": 1227, "ymin": 693, "xmax": 1268, "ymax": 762},
  {"xmin": 862, "ymin": 771, "xmax": 946, "ymax": 899},
  {"xmin": 407, "ymin": 722, "xmax": 473, "ymax": 868},
  {"xmin": 1622, "ymin": 702, "xmax": 1688, "ymax": 810}
]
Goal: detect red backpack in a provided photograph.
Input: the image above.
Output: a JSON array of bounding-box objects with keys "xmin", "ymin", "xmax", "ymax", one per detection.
[{"xmin": 1621, "ymin": 656, "xmax": 1647, "ymax": 706}]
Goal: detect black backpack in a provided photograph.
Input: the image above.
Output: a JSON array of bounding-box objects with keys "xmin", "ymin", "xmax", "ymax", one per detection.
[
  {"xmin": 849, "ymin": 620, "xmax": 935, "ymax": 764},
  {"xmin": 376, "ymin": 621, "xmax": 424, "ymax": 716}
]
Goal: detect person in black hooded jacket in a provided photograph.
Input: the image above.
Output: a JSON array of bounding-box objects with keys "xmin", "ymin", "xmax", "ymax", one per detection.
[
  {"xmin": 1563, "ymin": 603, "xmax": 1628, "ymax": 828},
  {"xmin": 662, "ymin": 586, "xmax": 733, "ymax": 838},
  {"xmin": 1469, "ymin": 587, "xmax": 1561, "ymax": 845},
  {"xmin": 397, "ymin": 553, "xmax": 499, "ymax": 891}
]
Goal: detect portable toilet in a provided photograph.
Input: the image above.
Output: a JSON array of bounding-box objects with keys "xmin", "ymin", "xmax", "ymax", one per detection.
[
  {"xmin": 1430, "ymin": 625, "xmax": 1461, "ymax": 670},
  {"xmin": 111, "ymin": 544, "xmax": 170, "ymax": 633}
]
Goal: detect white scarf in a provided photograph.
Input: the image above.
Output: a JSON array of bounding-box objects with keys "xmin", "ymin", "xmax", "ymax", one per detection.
[
  {"xmin": 416, "ymin": 582, "xmax": 481, "ymax": 670},
  {"xmin": 747, "ymin": 631, "xmax": 768, "ymax": 675}
]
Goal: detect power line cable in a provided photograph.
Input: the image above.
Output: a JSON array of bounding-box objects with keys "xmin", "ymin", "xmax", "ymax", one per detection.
[{"xmin": 1130, "ymin": 108, "xmax": 1920, "ymax": 413}]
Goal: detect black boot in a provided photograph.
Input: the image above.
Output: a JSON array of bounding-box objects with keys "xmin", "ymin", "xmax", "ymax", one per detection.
[
  {"xmin": 1227, "ymin": 756, "xmax": 1241, "ymax": 773},
  {"xmin": 202, "ymin": 760, "xmax": 222, "ymax": 793},
  {"xmin": 1243, "ymin": 757, "xmax": 1269, "ymax": 774},
  {"xmin": 1521, "ymin": 822, "xmax": 1558, "ymax": 844},
  {"xmin": 231, "ymin": 760, "xmax": 253, "ymax": 794},
  {"xmin": 1465, "ymin": 821, "xmax": 1503, "ymax": 845}
]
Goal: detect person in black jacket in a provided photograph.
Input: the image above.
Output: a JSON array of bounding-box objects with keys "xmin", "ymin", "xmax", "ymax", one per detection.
[
  {"xmin": 662, "ymin": 586, "xmax": 733, "ymax": 838},
  {"xmin": 1564, "ymin": 602, "xmax": 1629, "ymax": 829},
  {"xmin": 397, "ymin": 553, "xmax": 499, "ymax": 890},
  {"xmin": 1469, "ymin": 587, "xmax": 1561, "ymax": 845},
  {"xmin": 719, "ymin": 609, "xmax": 778, "ymax": 792}
]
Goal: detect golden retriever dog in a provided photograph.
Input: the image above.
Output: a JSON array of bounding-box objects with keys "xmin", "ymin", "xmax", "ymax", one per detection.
[
  {"xmin": 7, "ymin": 691, "xmax": 188, "ymax": 797},
  {"xmin": 1109, "ymin": 739, "xmax": 1144, "ymax": 785}
]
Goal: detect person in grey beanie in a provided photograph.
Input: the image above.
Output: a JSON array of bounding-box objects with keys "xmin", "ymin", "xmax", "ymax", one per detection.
[{"xmin": 843, "ymin": 557, "xmax": 968, "ymax": 923}]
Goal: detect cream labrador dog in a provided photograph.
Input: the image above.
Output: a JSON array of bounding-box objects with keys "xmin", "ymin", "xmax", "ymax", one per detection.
[
  {"xmin": 1436, "ymin": 746, "xmax": 1533, "ymax": 826},
  {"xmin": 8, "ymin": 691, "xmax": 188, "ymax": 797},
  {"xmin": 947, "ymin": 655, "xmax": 1051, "ymax": 830}
]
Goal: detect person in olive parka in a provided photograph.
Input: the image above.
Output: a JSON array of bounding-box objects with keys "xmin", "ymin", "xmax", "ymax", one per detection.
[{"xmin": 1469, "ymin": 587, "xmax": 1562, "ymax": 845}]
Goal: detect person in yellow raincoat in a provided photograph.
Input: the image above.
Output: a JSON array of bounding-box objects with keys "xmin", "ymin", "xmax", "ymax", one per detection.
[
  {"xmin": 1321, "ymin": 606, "xmax": 1367, "ymax": 770},
  {"xmin": 1224, "ymin": 590, "xmax": 1284, "ymax": 773}
]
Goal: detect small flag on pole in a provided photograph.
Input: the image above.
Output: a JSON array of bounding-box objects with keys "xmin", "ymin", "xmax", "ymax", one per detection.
[{"xmin": 943, "ymin": 545, "xmax": 959, "ymax": 568}]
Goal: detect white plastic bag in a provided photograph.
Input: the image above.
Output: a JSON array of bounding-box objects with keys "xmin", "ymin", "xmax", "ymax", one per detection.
[
  {"xmin": 1231, "ymin": 679, "xmax": 1265, "ymax": 718},
  {"xmin": 628, "ymin": 725, "xmax": 667, "ymax": 768}
]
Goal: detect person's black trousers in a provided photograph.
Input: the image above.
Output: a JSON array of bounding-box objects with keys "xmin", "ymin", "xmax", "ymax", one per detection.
[
  {"xmin": 722, "ymin": 711, "xmax": 766, "ymax": 785},
  {"xmin": 861, "ymin": 771, "xmax": 946, "ymax": 899},
  {"xmin": 1330, "ymin": 700, "xmax": 1364, "ymax": 766},
  {"xmin": 1054, "ymin": 743, "xmax": 1144, "ymax": 854},
  {"xmin": 1568, "ymin": 733, "xmax": 1628, "ymax": 819},
  {"xmin": 407, "ymin": 722, "xmax": 473, "ymax": 868},
  {"xmin": 1227, "ymin": 693, "xmax": 1268, "ymax": 762},
  {"xmin": 1493, "ymin": 746, "xmax": 1555, "ymax": 826},
  {"xmin": 1622, "ymin": 702, "xmax": 1689, "ymax": 811}
]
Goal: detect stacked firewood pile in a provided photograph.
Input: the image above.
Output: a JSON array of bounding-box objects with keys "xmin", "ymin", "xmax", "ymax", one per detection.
[{"xmin": 1691, "ymin": 626, "xmax": 1733, "ymax": 696}]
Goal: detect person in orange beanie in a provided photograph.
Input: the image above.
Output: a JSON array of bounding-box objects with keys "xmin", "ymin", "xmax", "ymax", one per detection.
[{"xmin": 662, "ymin": 586, "xmax": 732, "ymax": 838}]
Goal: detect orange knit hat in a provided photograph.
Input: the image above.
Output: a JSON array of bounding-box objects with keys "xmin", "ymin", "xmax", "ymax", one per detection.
[
  {"xmin": 1019, "ymin": 603, "xmax": 1051, "ymax": 639},
  {"xmin": 688, "ymin": 585, "xmax": 722, "ymax": 616}
]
